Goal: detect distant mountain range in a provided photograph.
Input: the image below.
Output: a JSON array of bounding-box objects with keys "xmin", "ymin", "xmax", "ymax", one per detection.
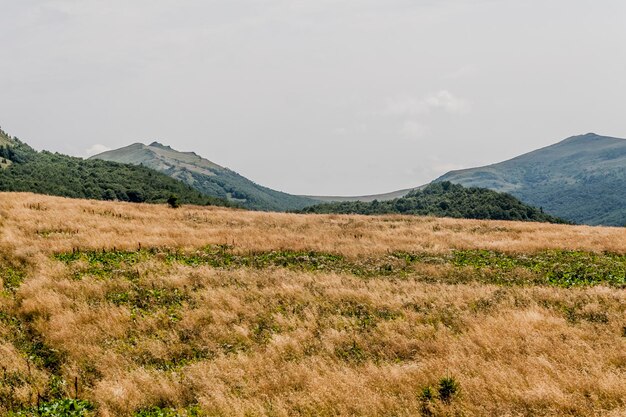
[
  {"xmin": 436, "ymin": 133, "xmax": 626, "ymax": 226},
  {"xmin": 306, "ymin": 187, "xmax": 420, "ymax": 203},
  {"xmin": 298, "ymin": 181, "xmax": 565, "ymax": 224},
  {"xmin": 309, "ymin": 133, "xmax": 625, "ymax": 226},
  {"xmin": 1, "ymin": 125, "xmax": 624, "ymax": 225},
  {"xmin": 91, "ymin": 142, "xmax": 318, "ymax": 211}
]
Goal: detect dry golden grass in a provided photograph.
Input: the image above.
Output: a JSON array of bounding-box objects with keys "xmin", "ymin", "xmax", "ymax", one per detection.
[
  {"xmin": 0, "ymin": 193, "xmax": 625, "ymax": 416},
  {"xmin": 2, "ymin": 192, "xmax": 626, "ymax": 258}
]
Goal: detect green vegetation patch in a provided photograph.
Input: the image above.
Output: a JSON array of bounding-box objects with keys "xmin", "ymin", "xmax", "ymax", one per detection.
[
  {"xmin": 165, "ymin": 246, "xmax": 347, "ymax": 272},
  {"xmin": 419, "ymin": 376, "xmax": 461, "ymax": 415},
  {"xmin": 450, "ymin": 250, "xmax": 626, "ymax": 287},
  {"xmin": 106, "ymin": 285, "xmax": 190, "ymax": 312},
  {"xmin": 54, "ymin": 247, "xmax": 626, "ymax": 288},
  {"xmin": 1, "ymin": 265, "xmax": 26, "ymax": 293},
  {"xmin": 0, "ymin": 311, "xmax": 65, "ymax": 373},
  {"xmin": 134, "ymin": 406, "xmax": 202, "ymax": 417},
  {"xmin": 54, "ymin": 249, "xmax": 149, "ymax": 279},
  {"xmin": 336, "ymin": 301, "xmax": 403, "ymax": 330},
  {"xmin": 9, "ymin": 399, "xmax": 94, "ymax": 417}
]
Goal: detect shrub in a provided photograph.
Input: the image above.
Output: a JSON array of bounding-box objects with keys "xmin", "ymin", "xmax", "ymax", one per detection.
[
  {"xmin": 438, "ymin": 376, "xmax": 460, "ymax": 403},
  {"xmin": 167, "ymin": 194, "xmax": 180, "ymax": 208}
]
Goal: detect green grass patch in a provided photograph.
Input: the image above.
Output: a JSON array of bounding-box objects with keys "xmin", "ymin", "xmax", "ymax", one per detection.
[
  {"xmin": 105, "ymin": 285, "xmax": 190, "ymax": 314},
  {"xmin": 9, "ymin": 399, "xmax": 94, "ymax": 417},
  {"xmin": 337, "ymin": 301, "xmax": 403, "ymax": 330},
  {"xmin": 134, "ymin": 406, "xmax": 202, "ymax": 417},
  {"xmin": 0, "ymin": 311, "xmax": 64, "ymax": 374},
  {"xmin": 54, "ymin": 249, "xmax": 148, "ymax": 280},
  {"xmin": 54, "ymin": 247, "xmax": 626, "ymax": 287},
  {"xmin": 449, "ymin": 250, "xmax": 626, "ymax": 287},
  {"xmin": 1, "ymin": 265, "xmax": 26, "ymax": 293}
]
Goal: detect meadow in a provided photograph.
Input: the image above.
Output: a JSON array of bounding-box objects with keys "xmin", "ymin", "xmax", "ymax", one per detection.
[{"xmin": 0, "ymin": 193, "xmax": 625, "ymax": 416}]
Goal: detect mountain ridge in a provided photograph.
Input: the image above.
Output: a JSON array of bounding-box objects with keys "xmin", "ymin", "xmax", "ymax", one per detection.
[{"xmin": 91, "ymin": 142, "xmax": 319, "ymax": 211}]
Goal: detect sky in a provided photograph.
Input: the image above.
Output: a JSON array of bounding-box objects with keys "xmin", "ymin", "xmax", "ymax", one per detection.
[{"xmin": 1, "ymin": 0, "xmax": 625, "ymax": 196}]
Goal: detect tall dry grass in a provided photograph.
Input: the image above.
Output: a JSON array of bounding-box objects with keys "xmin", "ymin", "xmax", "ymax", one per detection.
[
  {"xmin": 0, "ymin": 193, "xmax": 624, "ymax": 416},
  {"xmin": 1, "ymin": 192, "xmax": 625, "ymax": 258}
]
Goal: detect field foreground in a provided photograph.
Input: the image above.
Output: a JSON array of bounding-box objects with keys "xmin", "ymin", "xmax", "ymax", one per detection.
[{"xmin": 0, "ymin": 193, "xmax": 625, "ymax": 416}]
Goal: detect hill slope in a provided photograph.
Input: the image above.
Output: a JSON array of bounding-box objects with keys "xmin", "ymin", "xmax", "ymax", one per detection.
[
  {"xmin": 0, "ymin": 193, "xmax": 625, "ymax": 416},
  {"xmin": 298, "ymin": 182, "xmax": 565, "ymax": 223},
  {"xmin": 92, "ymin": 142, "xmax": 318, "ymax": 211},
  {"xmin": 436, "ymin": 133, "xmax": 626, "ymax": 226},
  {"xmin": 0, "ymin": 133, "xmax": 231, "ymax": 206}
]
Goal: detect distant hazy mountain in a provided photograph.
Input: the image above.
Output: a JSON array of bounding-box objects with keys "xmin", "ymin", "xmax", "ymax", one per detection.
[
  {"xmin": 298, "ymin": 182, "xmax": 565, "ymax": 224},
  {"xmin": 305, "ymin": 187, "xmax": 419, "ymax": 203},
  {"xmin": 91, "ymin": 142, "xmax": 318, "ymax": 211},
  {"xmin": 436, "ymin": 133, "xmax": 626, "ymax": 226},
  {"xmin": 0, "ymin": 129, "xmax": 231, "ymax": 206}
]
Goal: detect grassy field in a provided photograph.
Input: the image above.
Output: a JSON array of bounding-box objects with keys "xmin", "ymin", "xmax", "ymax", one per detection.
[{"xmin": 0, "ymin": 193, "xmax": 625, "ymax": 416}]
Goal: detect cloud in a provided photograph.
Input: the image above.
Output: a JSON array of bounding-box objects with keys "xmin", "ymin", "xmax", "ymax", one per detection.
[
  {"xmin": 442, "ymin": 65, "xmax": 478, "ymax": 80},
  {"xmin": 424, "ymin": 90, "xmax": 470, "ymax": 115},
  {"xmin": 384, "ymin": 90, "xmax": 469, "ymax": 140},
  {"xmin": 400, "ymin": 120, "xmax": 428, "ymax": 137},
  {"xmin": 385, "ymin": 90, "xmax": 470, "ymax": 117},
  {"xmin": 331, "ymin": 124, "xmax": 369, "ymax": 136},
  {"xmin": 84, "ymin": 144, "xmax": 111, "ymax": 157}
]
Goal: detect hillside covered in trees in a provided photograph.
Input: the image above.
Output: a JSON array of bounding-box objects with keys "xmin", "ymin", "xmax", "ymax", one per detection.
[
  {"xmin": 298, "ymin": 182, "xmax": 567, "ymax": 223},
  {"xmin": 0, "ymin": 129, "xmax": 232, "ymax": 207}
]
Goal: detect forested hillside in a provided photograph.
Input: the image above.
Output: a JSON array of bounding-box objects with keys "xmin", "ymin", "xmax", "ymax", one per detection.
[
  {"xmin": 0, "ymin": 134, "xmax": 231, "ymax": 206},
  {"xmin": 437, "ymin": 133, "xmax": 626, "ymax": 226},
  {"xmin": 298, "ymin": 182, "xmax": 566, "ymax": 223}
]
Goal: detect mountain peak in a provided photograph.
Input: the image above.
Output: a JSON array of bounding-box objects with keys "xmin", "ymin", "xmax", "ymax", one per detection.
[
  {"xmin": 149, "ymin": 141, "xmax": 174, "ymax": 151},
  {"xmin": 577, "ymin": 132, "xmax": 602, "ymax": 139},
  {"xmin": 558, "ymin": 132, "xmax": 621, "ymax": 145}
]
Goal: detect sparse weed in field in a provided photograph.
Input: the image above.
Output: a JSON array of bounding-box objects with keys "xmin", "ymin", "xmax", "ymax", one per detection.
[
  {"xmin": 24, "ymin": 202, "xmax": 48, "ymax": 211},
  {"xmin": 417, "ymin": 377, "xmax": 461, "ymax": 414},
  {"xmin": 438, "ymin": 376, "xmax": 460, "ymax": 404},
  {"xmin": 335, "ymin": 340, "xmax": 367, "ymax": 363}
]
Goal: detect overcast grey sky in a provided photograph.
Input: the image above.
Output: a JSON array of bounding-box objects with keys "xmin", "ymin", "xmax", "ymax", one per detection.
[{"xmin": 1, "ymin": 0, "xmax": 625, "ymax": 195}]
